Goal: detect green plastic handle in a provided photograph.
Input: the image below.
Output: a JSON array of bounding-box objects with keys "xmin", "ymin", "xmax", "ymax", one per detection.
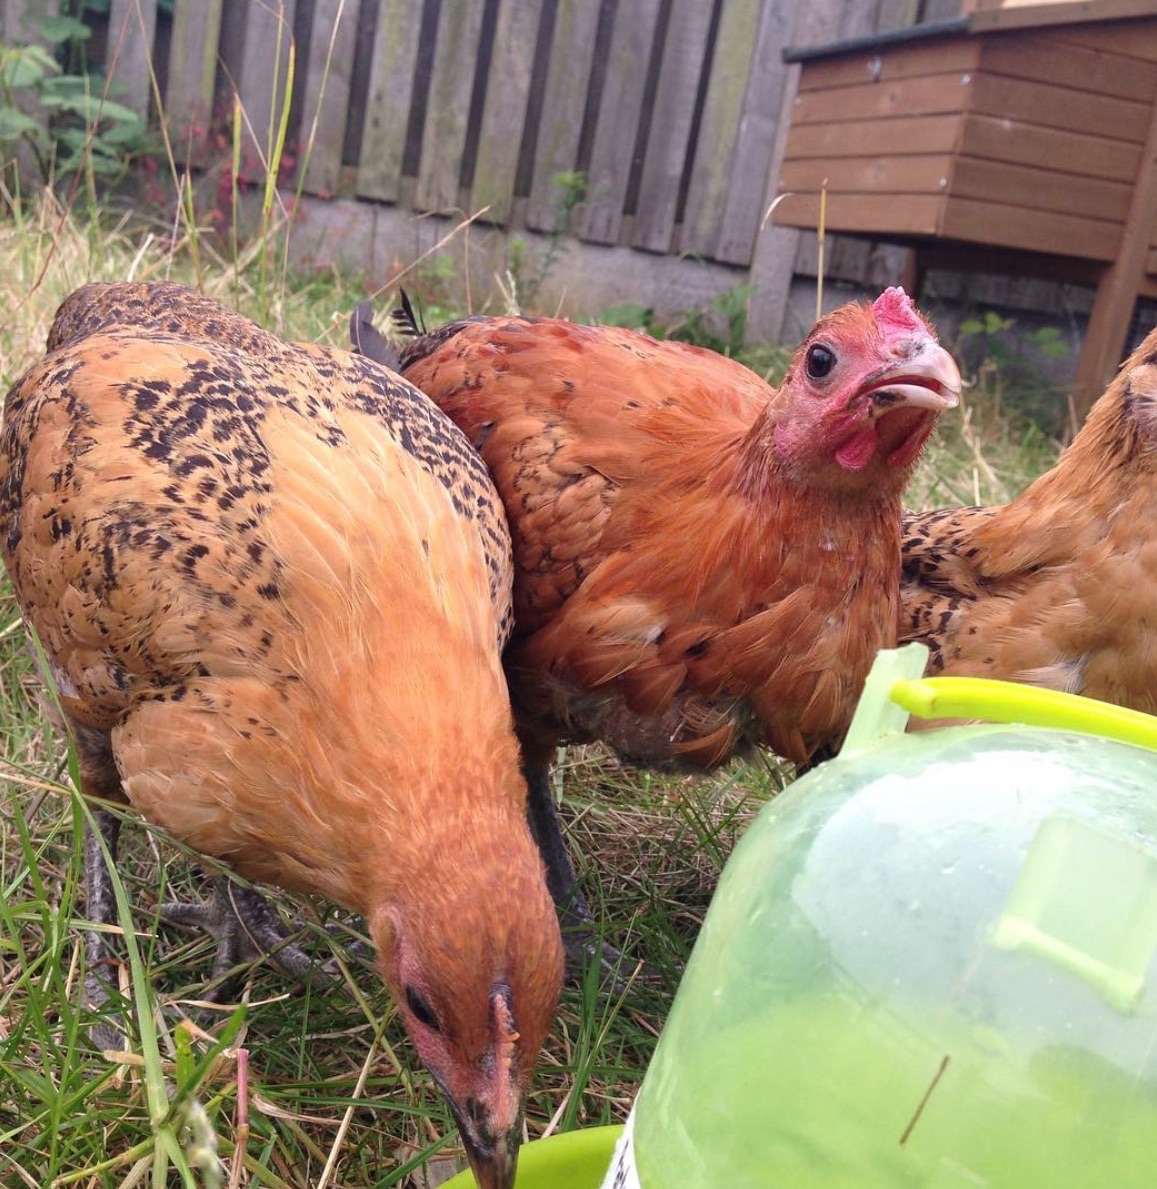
[{"xmin": 891, "ymin": 676, "xmax": 1157, "ymax": 754}]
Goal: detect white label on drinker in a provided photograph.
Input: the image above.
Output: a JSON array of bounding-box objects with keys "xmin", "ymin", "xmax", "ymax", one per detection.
[{"xmin": 600, "ymin": 1110, "xmax": 642, "ymax": 1189}]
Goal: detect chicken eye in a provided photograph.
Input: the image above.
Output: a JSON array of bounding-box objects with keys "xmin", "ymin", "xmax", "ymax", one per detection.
[
  {"xmin": 405, "ymin": 985, "xmax": 441, "ymax": 1032},
  {"xmin": 806, "ymin": 343, "xmax": 836, "ymax": 380}
]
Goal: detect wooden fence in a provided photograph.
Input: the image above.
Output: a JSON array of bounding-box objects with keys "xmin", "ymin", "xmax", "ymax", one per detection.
[{"xmin": 3, "ymin": 0, "xmax": 973, "ymax": 339}]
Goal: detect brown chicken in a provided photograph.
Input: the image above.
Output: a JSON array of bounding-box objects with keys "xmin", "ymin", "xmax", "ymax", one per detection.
[
  {"xmin": 0, "ymin": 281, "xmax": 562, "ymax": 1189},
  {"xmin": 901, "ymin": 326, "xmax": 1157, "ymax": 714},
  {"xmin": 353, "ymin": 290, "xmax": 960, "ymax": 952}
]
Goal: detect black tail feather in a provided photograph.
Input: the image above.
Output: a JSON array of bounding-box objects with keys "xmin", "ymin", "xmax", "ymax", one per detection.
[
  {"xmin": 348, "ymin": 301, "xmax": 400, "ymax": 371},
  {"xmin": 390, "ymin": 288, "xmax": 425, "ymax": 338}
]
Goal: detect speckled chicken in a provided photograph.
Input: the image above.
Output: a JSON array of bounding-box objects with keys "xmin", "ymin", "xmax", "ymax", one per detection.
[
  {"xmin": 353, "ymin": 290, "xmax": 960, "ymax": 955},
  {"xmin": 0, "ymin": 282, "xmax": 562, "ymax": 1189},
  {"xmin": 900, "ymin": 327, "xmax": 1157, "ymax": 713}
]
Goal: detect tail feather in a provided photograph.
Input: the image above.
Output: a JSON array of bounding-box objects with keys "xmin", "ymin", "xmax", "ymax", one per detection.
[
  {"xmin": 348, "ymin": 301, "xmax": 400, "ymax": 370},
  {"xmin": 391, "ymin": 288, "xmax": 425, "ymax": 338}
]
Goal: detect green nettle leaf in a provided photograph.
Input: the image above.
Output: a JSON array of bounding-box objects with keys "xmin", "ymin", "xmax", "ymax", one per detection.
[
  {"xmin": 600, "ymin": 302, "xmax": 655, "ymax": 331},
  {"xmin": 87, "ymin": 97, "xmax": 143, "ymax": 126},
  {"xmin": 49, "ymin": 96, "xmax": 97, "ymax": 118},
  {"xmin": 35, "ymin": 93, "xmax": 71, "ymax": 113},
  {"xmin": 0, "ymin": 108, "xmax": 43, "ymax": 141},
  {"xmin": 58, "ymin": 134, "xmax": 130, "ymax": 175},
  {"xmin": 99, "ymin": 116, "xmax": 146, "ymax": 147},
  {"xmin": 54, "ymin": 127, "xmax": 88, "ymax": 149},
  {"xmin": 40, "ymin": 79, "xmax": 143, "ymax": 132},
  {"xmin": 40, "ymin": 75, "xmax": 89, "ymax": 102},
  {"xmin": 1, "ymin": 45, "xmax": 59, "ymax": 88},
  {"xmin": 56, "ymin": 150, "xmax": 87, "ymax": 173},
  {"xmin": 86, "ymin": 153, "xmax": 128, "ymax": 175}
]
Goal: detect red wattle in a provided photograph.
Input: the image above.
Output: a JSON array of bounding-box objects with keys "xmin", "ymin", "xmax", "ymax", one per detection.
[{"xmin": 835, "ymin": 427, "xmax": 878, "ymax": 471}]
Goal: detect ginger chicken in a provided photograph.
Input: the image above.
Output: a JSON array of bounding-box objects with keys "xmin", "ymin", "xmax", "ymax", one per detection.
[
  {"xmin": 353, "ymin": 290, "xmax": 959, "ymax": 955},
  {"xmin": 901, "ymin": 326, "xmax": 1157, "ymax": 714},
  {"xmin": 0, "ymin": 282, "xmax": 562, "ymax": 1189}
]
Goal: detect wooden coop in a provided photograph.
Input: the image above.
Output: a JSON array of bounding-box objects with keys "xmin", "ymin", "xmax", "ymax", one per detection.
[{"xmin": 775, "ymin": 0, "xmax": 1157, "ymax": 418}]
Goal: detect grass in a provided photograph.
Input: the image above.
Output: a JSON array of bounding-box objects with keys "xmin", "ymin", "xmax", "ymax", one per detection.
[{"xmin": 0, "ymin": 185, "xmax": 1064, "ymax": 1189}]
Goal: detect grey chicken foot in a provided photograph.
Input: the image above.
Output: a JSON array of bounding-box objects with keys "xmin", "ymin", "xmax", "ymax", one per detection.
[{"xmin": 161, "ymin": 877, "xmax": 333, "ymax": 1003}]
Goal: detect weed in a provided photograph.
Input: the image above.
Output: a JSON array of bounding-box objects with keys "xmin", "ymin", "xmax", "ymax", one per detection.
[
  {"xmin": 507, "ymin": 170, "xmax": 587, "ymax": 309},
  {"xmin": 664, "ymin": 284, "xmax": 753, "ymax": 356},
  {"xmin": 0, "ymin": 12, "xmax": 151, "ymax": 197},
  {"xmin": 593, "ymin": 285, "xmax": 793, "ymax": 383},
  {"xmin": 953, "ymin": 309, "xmax": 1076, "ymax": 440}
]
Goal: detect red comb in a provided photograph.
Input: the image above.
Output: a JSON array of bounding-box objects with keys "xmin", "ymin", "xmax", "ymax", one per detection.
[{"xmin": 872, "ymin": 287, "xmax": 926, "ymax": 334}]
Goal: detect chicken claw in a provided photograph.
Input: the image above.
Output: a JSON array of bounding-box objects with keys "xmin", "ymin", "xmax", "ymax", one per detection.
[{"xmin": 161, "ymin": 878, "xmax": 331, "ymax": 1001}]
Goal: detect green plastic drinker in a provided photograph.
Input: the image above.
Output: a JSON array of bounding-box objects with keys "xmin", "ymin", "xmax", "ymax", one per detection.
[
  {"xmin": 597, "ymin": 643, "xmax": 1157, "ymax": 1189},
  {"xmin": 440, "ymin": 1126, "xmax": 623, "ymax": 1189}
]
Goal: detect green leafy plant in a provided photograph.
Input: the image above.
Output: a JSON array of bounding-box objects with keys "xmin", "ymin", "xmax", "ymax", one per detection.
[
  {"xmin": 507, "ymin": 169, "xmax": 587, "ymax": 309},
  {"xmin": 595, "ymin": 285, "xmax": 780, "ymax": 368},
  {"xmin": 597, "ymin": 300, "xmax": 655, "ymax": 331},
  {"xmin": 956, "ymin": 309, "xmax": 1074, "ymax": 437},
  {"xmin": 665, "ymin": 284, "xmax": 754, "ymax": 356},
  {"xmin": 0, "ymin": 13, "xmax": 149, "ymax": 193}
]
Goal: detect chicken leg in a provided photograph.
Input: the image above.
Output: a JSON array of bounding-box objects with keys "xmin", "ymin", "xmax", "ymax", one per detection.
[
  {"xmin": 523, "ymin": 758, "xmax": 628, "ymax": 980},
  {"xmin": 70, "ymin": 716, "xmax": 325, "ymax": 1023},
  {"xmin": 160, "ymin": 877, "xmax": 329, "ymax": 1001},
  {"xmin": 83, "ymin": 807, "xmax": 128, "ymax": 1050}
]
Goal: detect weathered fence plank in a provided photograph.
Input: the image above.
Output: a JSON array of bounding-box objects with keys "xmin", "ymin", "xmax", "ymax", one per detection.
[
  {"xmin": 472, "ymin": 0, "xmax": 544, "ymax": 225},
  {"xmin": 712, "ymin": 0, "xmax": 803, "ymax": 265},
  {"xmin": 681, "ymin": 0, "xmax": 762, "ymax": 261},
  {"xmin": 6, "ymin": 0, "xmax": 974, "ymax": 350},
  {"xmin": 632, "ymin": 0, "xmax": 715, "ymax": 254},
  {"xmin": 301, "ymin": 0, "xmax": 359, "ymax": 196},
  {"xmin": 220, "ymin": 0, "xmax": 298, "ymax": 181},
  {"xmin": 581, "ymin": 0, "xmax": 662, "ymax": 245},
  {"xmin": 107, "ymin": 0, "xmax": 158, "ymax": 118},
  {"xmin": 356, "ymin": 0, "xmax": 423, "ymax": 203},
  {"xmin": 747, "ymin": 0, "xmax": 884, "ymax": 342},
  {"xmin": 874, "ymin": 0, "xmax": 921, "ymax": 32},
  {"xmin": 414, "ymin": 0, "xmax": 486, "ymax": 214},
  {"xmin": 525, "ymin": 0, "xmax": 601, "ymax": 232},
  {"xmin": 165, "ymin": 0, "xmax": 223, "ymax": 164}
]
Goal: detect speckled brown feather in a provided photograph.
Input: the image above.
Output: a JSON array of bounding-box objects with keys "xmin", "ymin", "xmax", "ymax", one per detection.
[
  {"xmin": 900, "ymin": 330, "xmax": 1157, "ymax": 712},
  {"xmin": 34, "ymin": 282, "xmax": 513, "ymax": 645},
  {"xmin": 400, "ymin": 313, "xmax": 940, "ymax": 766},
  {"xmin": 0, "ymin": 284, "xmax": 562, "ymax": 1101}
]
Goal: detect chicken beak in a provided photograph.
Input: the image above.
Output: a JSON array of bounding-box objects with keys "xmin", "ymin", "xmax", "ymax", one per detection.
[
  {"xmin": 864, "ymin": 341, "xmax": 961, "ymax": 416},
  {"xmin": 454, "ymin": 1108, "xmax": 521, "ymax": 1189}
]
